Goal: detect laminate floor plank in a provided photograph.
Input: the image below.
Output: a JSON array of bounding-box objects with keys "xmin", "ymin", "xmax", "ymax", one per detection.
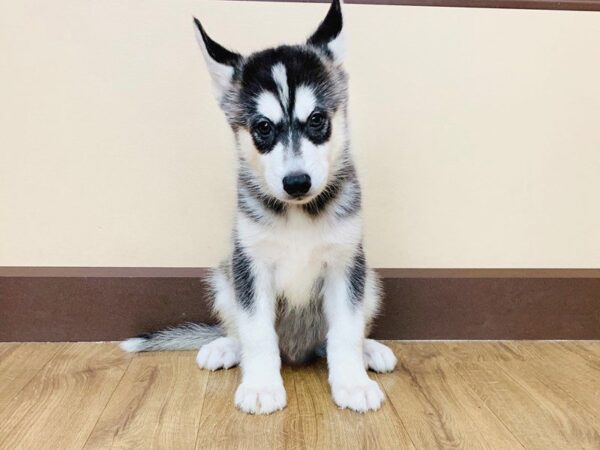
[
  {"xmin": 0, "ymin": 343, "xmax": 129, "ymax": 450},
  {"xmin": 380, "ymin": 342, "xmax": 524, "ymax": 449},
  {"xmin": 83, "ymin": 351, "xmax": 209, "ymax": 450},
  {"xmin": 438, "ymin": 342, "xmax": 600, "ymax": 450},
  {"xmin": 0, "ymin": 343, "xmax": 64, "ymax": 410}
]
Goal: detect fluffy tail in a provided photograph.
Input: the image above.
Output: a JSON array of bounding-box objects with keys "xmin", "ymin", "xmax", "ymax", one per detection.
[{"xmin": 119, "ymin": 323, "xmax": 224, "ymax": 353}]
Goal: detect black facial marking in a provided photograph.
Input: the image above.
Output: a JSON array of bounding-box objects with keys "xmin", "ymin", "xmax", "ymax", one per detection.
[
  {"xmin": 193, "ymin": 17, "xmax": 242, "ymax": 68},
  {"xmin": 303, "ymin": 162, "xmax": 357, "ymax": 217},
  {"xmin": 303, "ymin": 110, "xmax": 331, "ymax": 145},
  {"xmin": 250, "ymin": 116, "xmax": 281, "ymax": 154},
  {"xmin": 303, "ymin": 177, "xmax": 342, "ymax": 217},
  {"xmin": 232, "ymin": 240, "xmax": 255, "ymax": 310},
  {"xmin": 347, "ymin": 244, "xmax": 366, "ymax": 305}
]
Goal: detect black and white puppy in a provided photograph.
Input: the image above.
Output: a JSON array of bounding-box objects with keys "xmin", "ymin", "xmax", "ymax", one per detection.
[{"xmin": 121, "ymin": 0, "xmax": 397, "ymax": 414}]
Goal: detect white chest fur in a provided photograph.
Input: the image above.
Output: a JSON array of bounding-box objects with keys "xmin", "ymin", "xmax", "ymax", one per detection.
[{"xmin": 237, "ymin": 209, "xmax": 362, "ymax": 307}]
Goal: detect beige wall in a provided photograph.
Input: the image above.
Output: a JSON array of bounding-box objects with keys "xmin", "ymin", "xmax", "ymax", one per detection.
[{"xmin": 1, "ymin": 0, "xmax": 599, "ymax": 268}]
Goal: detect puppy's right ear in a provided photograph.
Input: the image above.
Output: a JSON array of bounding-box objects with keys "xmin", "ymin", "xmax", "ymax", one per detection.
[
  {"xmin": 307, "ymin": 0, "xmax": 344, "ymax": 65},
  {"xmin": 193, "ymin": 17, "xmax": 242, "ymax": 99}
]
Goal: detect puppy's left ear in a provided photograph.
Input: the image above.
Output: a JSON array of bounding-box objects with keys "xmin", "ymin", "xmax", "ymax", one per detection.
[
  {"xmin": 193, "ymin": 17, "xmax": 242, "ymax": 99},
  {"xmin": 307, "ymin": 0, "xmax": 345, "ymax": 65}
]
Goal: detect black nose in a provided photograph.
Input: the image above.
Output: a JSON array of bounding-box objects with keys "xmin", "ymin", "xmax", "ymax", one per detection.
[{"xmin": 282, "ymin": 173, "xmax": 311, "ymax": 197}]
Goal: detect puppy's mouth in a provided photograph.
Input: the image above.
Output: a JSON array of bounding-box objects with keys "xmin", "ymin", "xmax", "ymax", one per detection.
[
  {"xmin": 282, "ymin": 192, "xmax": 319, "ymax": 205},
  {"xmin": 284, "ymin": 194, "xmax": 314, "ymax": 205}
]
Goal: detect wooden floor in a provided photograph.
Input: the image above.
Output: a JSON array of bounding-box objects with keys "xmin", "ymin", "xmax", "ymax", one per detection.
[{"xmin": 1, "ymin": 342, "xmax": 599, "ymax": 449}]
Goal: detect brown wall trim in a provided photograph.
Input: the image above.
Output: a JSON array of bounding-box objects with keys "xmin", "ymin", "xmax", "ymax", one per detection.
[
  {"xmin": 232, "ymin": 0, "xmax": 600, "ymax": 12},
  {"xmin": 1, "ymin": 267, "xmax": 599, "ymax": 341},
  {"xmin": 2, "ymin": 267, "xmax": 600, "ymax": 278},
  {"xmin": 0, "ymin": 267, "xmax": 210, "ymax": 278}
]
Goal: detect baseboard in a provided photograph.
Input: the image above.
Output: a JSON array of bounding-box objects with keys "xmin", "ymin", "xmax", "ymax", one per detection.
[
  {"xmin": 234, "ymin": 0, "xmax": 600, "ymax": 13},
  {"xmin": 1, "ymin": 267, "xmax": 599, "ymax": 341}
]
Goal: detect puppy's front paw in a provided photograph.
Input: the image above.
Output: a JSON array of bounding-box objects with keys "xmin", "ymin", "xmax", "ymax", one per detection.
[
  {"xmin": 331, "ymin": 378, "xmax": 385, "ymax": 412},
  {"xmin": 234, "ymin": 382, "xmax": 287, "ymax": 415}
]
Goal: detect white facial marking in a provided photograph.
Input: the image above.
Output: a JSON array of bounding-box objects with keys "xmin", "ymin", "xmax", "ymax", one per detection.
[
  {"xmin": 294, "ymin": 85, "xmax": 317, "ymax": 122},
  {"xmin": 298, "ymin": 137, "xmax": 328, "ymax": 194},
  {"xmin": 271, "ymin": 63, "xmax": 289, "ymax": 110},
  {"xmin": 256, "ymin": 91, "xmax": 283, "ymax": 123},
  {"xmin": 262, "ymin": 142, "xmax": 287, "ymax": 198}
]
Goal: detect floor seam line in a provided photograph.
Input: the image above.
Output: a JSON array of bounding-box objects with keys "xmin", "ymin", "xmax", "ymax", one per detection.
[
  {"xmin": 80, "ymin": 354, "xmax": 133, "ymax": 449},
  {"xmin": 434, "ymin": 343, "xmax": 528, "ymax": 449}
]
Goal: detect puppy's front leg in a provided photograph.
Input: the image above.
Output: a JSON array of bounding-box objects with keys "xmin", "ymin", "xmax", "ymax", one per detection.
[
  {"xmin": 324, "ymin": 267, "xmax": 385, "ymax": 412},
  {"xmin": 233, "ymin": 261, "xmax": 285, "ymax": 415}
]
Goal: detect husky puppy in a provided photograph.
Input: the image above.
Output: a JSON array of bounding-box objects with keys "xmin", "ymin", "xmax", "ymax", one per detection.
[{"xmin": 121, "ymin": 0, "xmax": 397, "ymax": 414}]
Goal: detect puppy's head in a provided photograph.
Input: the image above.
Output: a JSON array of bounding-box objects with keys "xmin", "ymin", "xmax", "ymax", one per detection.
[{"xmin": 194, "ymin": 0, "xmax": 348, "ymax": 204}]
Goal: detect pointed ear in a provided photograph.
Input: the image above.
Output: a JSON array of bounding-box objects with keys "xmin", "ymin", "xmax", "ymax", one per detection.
[
  {"xmin": 193, "ymin": 17, "xmax": 242, "ymax": 99},
  {"xmin": 307, "ymin": 0, "xmax": 345, "ymax": 65}
]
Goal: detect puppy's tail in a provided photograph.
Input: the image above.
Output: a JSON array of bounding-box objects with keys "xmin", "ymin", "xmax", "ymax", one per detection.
[{"xmin": 119, "ymin": 323, "xmax": 225, "ymax": 353}]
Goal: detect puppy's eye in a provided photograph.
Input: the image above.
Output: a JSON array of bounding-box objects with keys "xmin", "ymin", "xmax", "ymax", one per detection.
[
  {"xmin": 308, "ymin": 112, "xmax": 325, "ymax": 129},
  {"xmin": 255, "ymin": 120, "xmax": 273, "ymax": 137}
]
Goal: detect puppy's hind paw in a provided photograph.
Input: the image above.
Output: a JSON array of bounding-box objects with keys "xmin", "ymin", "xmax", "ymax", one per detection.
[
  {"xmin": 196, "ymin": 337, "xmax": 241, "ymax": 371},
  {"xmin": 364, "ymin": 339, "xmax": 397, "ymax": 373}
]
